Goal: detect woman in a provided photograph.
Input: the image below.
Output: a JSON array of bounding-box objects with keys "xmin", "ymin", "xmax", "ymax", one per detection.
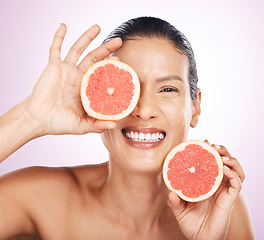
[{"xmin": 0, "ymin": 17, "xmax": 255, "ymax": 239}]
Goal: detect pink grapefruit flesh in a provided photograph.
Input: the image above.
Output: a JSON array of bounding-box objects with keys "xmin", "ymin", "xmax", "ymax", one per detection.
[
  {"xmin": 81, "ymin": 59, "xmax": 140, "ymax": 120},
  {"xmin": 163, "ymin": 140, "xmax": 223, "ymax": 202}
]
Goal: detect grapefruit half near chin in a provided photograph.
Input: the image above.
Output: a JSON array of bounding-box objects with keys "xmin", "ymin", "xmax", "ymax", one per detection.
[
  {"xmin": 163, "ymin": 140, "xmax": 223, "ymax": 202},
  {"xmin": 81, "ymin": 59, "xmax": 140, "ymax": 120}
]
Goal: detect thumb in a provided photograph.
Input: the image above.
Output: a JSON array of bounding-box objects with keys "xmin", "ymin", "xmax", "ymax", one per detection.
[
  {"xmin": 78, "ymin": 117, "xmax": 117, "ymax": 134},
  {"xmin": 167, "ymin": 192, "xmax": 186, "ymax": 220},
  {"xmin": 92, "ymin": 119, "xmax": 117, "ymax": 132}
]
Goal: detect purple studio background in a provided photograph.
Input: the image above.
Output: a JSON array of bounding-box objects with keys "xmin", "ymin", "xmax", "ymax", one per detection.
[{"xmin": 0, "ymin": 0, "xmax": 263, "ymax": 238}]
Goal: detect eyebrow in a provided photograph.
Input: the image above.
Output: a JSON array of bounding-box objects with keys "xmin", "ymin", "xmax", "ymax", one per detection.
[{"xmin": 155, "ymin": 75, "xmax": 183, "ymax": 82}]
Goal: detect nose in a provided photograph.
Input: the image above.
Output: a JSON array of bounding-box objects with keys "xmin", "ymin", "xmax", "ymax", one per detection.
[{"xmin": 131, "ymin": 87, "xmax": 157, "ymax": 120}]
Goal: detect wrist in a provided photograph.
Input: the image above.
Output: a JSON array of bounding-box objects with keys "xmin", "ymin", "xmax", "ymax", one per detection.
[
  {"xmin": 0, "ymin": 100, "xmax": 46, "ymax": 162},
  {"xmin": 20, "ymin": 99, "xmax": 47, "ymax": 139}
]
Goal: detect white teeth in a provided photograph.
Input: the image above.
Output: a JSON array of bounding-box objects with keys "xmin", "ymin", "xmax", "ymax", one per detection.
[
  {"xmin": 155, "ymin": 133, "xmax": 159, "ymax": 139},
  {"xmin": 135, "ymin": 132, "xmax": 139, "ymax": 139},
  {"xmin": 146, "ymin": 133, "xmax": 151, "ymax": 141},
  {"xmin": 151, "ymin": 133, "xmax": 156, "ymax": 139},
  {"xmin": 159, "ymin": 133, "xmax": 164, "ymax": 140},
  {"xmin": 123, "ymin": 130, "xmax": 165, "ymax": 142},
  {"xmin": 138, "ymin": 132, "xmax": 144, "ymax": 140},
  {"xmin": 131, "ymin": 131, "xmax": 135, "ymax": 139}
]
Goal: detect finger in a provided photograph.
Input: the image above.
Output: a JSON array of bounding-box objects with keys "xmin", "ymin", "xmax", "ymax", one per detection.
[
  {"xmin": 93, "ymin": 119, "xmax": 117, "ymax": 132},
  {"xmin": 167, "ymin": 192, "xmax": 186, "ymax": 221},
  {"xmin": 77, "ymin": 117, "xmax": 117, "ymax": 134},
  {"xmin": 49, "ymin": 23, "xmax": 67, "ymax": 62},
  {"xmin": 223, "ymin": 166, "xmax": 242, "ymax": 199},
  {"xmin": 212, "ymin": 144, "xmax": 232, "ymax": 158},
  {"xmin": 104, "ymin": 55, "xmax": 120, "ymax": 61},
  {"xmin": 77, "ymin": 37, "xmax": 122, "ymax": 73},
  {"xmin": 64, "ymin": 25, "xmax": 101, "ymax": 65},
  {"xmin": 222, "ymin": 157, "xmax": 245, "ymax": 183}
]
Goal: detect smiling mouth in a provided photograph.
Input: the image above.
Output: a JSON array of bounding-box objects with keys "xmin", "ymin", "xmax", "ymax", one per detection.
[{"xmin": 122, "ymin": 129, "xmax": 166, "ymax": 142}]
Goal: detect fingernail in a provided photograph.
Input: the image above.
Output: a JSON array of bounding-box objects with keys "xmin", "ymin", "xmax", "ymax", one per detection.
[
  {"xmin": 214, "ymin": 144, "xmax": 221, "ymax": 149},
  {"xmin": 222, "ymin": 156, "xmax": 230, "ymax": 161}
]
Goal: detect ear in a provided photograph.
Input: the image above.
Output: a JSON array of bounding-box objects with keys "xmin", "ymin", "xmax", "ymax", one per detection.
[{"xmin": 190, "ymin": 88, "xmax": 201, "ymax": 128}]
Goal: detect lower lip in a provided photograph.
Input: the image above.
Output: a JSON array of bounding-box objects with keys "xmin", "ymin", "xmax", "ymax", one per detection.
[{"xmin": 123, "ymin": 135, "xmax": 164, "ymax": 149}]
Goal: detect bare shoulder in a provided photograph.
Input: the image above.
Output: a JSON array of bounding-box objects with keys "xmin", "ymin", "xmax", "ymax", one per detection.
[
  {"xmin": 0, "ymin": 163, "xmax": 109, "ymax": 238},
  {"xmin": 0, "ymin": 162, "xmax": 109, "ymax": 202},
  {"xmin": 227, "ymin": 192, "xmax": 256, "ymax": 239},
  {"xmin": 0, "ymin": 165, "xmax": 78, "ymax": 194},
  {"xmin": 0, "ymin": 165, "xmax": 81, "ymax": 214},
  {"xmin": 0, "ymin": 166, "xmax": 78, "ymax": 238}
]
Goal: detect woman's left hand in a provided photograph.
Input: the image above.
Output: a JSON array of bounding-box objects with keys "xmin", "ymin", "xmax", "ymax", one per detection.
[{"xmin": 167, "ymin": 141, "xmax": 245, "ymax": 240}]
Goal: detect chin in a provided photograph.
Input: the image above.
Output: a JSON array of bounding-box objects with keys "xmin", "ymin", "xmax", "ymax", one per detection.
[{"xmin": 115, "ymin": 152, "xmax": 166, "ymax": 174}]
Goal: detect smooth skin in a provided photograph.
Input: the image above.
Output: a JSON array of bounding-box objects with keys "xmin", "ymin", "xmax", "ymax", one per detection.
[{"xmin": 0, "ymin": 24, "xmax": 255, "ymax": 239}]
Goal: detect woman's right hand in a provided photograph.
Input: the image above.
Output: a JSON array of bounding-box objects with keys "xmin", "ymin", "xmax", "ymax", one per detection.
[{"xmin": 24, "ymin": 23, "xmax": 122, "ymax": 136}]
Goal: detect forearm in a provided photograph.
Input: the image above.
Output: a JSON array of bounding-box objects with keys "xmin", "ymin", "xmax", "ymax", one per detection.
[{"xmin": 0, "ymin": 100, "xmax": 44, "ymax": 163}]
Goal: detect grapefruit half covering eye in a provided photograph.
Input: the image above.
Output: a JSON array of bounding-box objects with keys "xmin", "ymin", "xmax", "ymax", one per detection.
[
  {"xmin": 163, "ymin": 140, "xmax": 223, "ymax": 202},
  {"xmin": 81, "ymin": 59, "xmax": 140, "ymax": 120}
]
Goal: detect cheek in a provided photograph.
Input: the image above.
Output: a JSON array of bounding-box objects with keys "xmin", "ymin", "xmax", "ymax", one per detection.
[
  {"xmin": 160, "ymin": 97, "xmax": 192, "ymax": 126},
  {"xmin": 101, "ymin": 129, "xmax": 122, "ymax": 157},
  {"xmin": 162, "ymin": 103, "xmax": 192, "ymax": 146}
]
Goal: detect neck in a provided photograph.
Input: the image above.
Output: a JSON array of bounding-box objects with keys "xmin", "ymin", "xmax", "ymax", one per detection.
[{"xmin": 101, "ymin": 158, "xmax": 172, "ymax": 229}]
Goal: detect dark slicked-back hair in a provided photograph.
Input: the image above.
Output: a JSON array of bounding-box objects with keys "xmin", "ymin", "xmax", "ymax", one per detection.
[{"xmin": 103, "ymin": 16, "xmax": 198, "ymax": 100}]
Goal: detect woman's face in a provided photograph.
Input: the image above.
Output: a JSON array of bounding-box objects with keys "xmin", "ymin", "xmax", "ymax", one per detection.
[{"xmin": 102, "ymin": 38, "xmax": 200, "ymax": 172}]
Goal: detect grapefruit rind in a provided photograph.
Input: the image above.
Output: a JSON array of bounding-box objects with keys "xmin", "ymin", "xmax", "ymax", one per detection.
[
  {"xmin": 80, "ymin": 59, "xmax": 140, "ymax": 120},
  {"xmin": 163, "ymin": 140, "xmax": 223, "ymax": 202}
]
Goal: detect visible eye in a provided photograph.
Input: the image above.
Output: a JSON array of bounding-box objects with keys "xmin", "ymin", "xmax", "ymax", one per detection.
[{"xmin": 159, "ymin": 87, "xmax": 179, "ymax": 93}]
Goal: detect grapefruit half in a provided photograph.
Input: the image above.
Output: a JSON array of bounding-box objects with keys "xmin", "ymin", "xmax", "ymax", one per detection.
[
  {"xmin": 163, "ymin": 140, "xmax": 223, "ymax": 202},
  {"xmin": 81, "ymin": 59, "xmax": 140, "ymax": 120}
]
